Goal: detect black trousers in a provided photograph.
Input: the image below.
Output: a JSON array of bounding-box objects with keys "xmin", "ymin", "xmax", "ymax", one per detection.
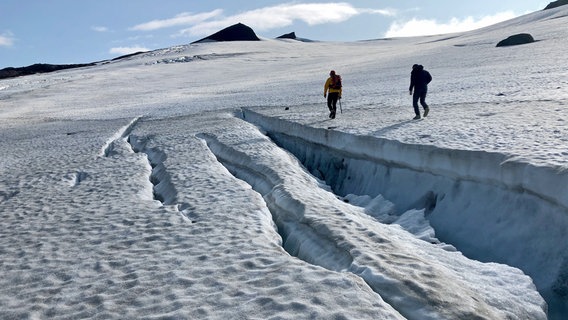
[
  {"xmin": 327, "ymin": 92, "xmax": 339, "ymax": 113},
  {"xmin": 413, "ymin": 89, "xmax": 428, "ymax": 115}
]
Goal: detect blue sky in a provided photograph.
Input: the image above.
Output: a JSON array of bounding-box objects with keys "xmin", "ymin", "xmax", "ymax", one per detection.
[{"xmin": 0, "ymin": 1, "xmax": 548, "ymax": 68}]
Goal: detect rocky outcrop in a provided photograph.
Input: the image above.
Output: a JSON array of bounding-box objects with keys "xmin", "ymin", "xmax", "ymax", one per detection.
[
  {"xmin": 111, "ymin": 51, "xmax": 147, "ymax": 61},
  {"xmin": 275, "ymin": 31, "xmax": 315, "ymax": 43},
  {"xmin": 191, "ymin": 23, "xmax": 260, "ymax": 44},
  {"xmin": 544, "ymin": 0, "xmax": 568, "ymax": 10},
  {"xmin": 277, "ymin": 32, "xmax": 297, "ymax": 40},
  {"xmin": 496, "ymin": 33, "xmax": 535, "ymax": 47}
]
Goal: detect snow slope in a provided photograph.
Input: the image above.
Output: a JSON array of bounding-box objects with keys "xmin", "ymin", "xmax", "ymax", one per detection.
[{"xmin": 1, "ymin": 5, "xmax": 568, "ymax": 320}]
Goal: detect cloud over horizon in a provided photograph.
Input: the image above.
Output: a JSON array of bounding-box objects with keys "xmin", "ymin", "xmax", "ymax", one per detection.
[
  {"xmin": 130, "ymin": 2, "xmax": 394, "ymax": 37},
  {"xmin": 109, "ymin": 46, "xmax": 150, "ymax": 56},
  {"xmin": 121, "ymin": 2, "xmax": 525, "ymax": 50},
  {"xmin": 385, "ymin": 11, "xmax": 517, "ymax": 37},
  {"xmin": 130, "ymin": 10, "xmax": 224, "ymax": 32}
]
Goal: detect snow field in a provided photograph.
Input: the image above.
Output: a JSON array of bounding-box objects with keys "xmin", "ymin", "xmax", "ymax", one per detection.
[
  {"xmin": 0, "ymin": 115, "xmax": 408, "ymax": 319},
  {"xmin": 1, "ymin": 5, "xmax": 568, "ymax": 319}
]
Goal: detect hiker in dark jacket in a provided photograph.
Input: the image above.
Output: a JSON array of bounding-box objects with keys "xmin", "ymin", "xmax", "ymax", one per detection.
[{"xmin": 409, "ymin": 64, "xmax": 432, "ymax": 119}]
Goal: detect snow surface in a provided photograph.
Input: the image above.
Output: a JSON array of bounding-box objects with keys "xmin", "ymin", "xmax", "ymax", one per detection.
[{"xmin": 1, "ymin": 6, "xmax": 568, "ymax": 320}]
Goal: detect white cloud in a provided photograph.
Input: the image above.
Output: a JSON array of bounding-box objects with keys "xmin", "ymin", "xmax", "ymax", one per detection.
[
  {"xmin": 178, "ymin": 2, "xmax": 386, "ymax": 37},
  {"xmin": 360, "ymin": 8, "xmax": 397, "ymax": 17},
  {"xmin": 130, "ymin": 3, "xmax": 393, "ymax": 37},
  {"xmin": 92, "ymin": 26, "xmax": 110, "ymax": 32},
  {"xmin": 130, "ymin": 10, "xmax": 223, "ymax": 31},
  {"xmin": 0, "ymin": 32, "xmax": 15, "ymax": 47},
  {"xmin": 164, "ymin": 4, "xmax": 355, "ymax": 37},
  {"xmin": 385, "ymin": 11, "xmax": 517, "ymax": 37},
  {"xmin": 109, "ymin": 46, "xmax": 149, "ymax": 55}
]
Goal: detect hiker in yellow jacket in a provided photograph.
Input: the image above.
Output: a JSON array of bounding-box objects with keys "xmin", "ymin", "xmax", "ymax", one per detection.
[{"xmin": 324, "ymin": 70, "xmax": 342, "ymax": 119}]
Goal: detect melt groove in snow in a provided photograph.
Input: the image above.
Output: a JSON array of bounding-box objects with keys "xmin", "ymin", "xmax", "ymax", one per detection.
[
  {"xmin": 100, "ymin": 117, "xmax": 141, "ymax": 157},
  {"xmin": 127, "ymin": 134, "xmax": 194, "ymax": 223},
  {"xmin": 98, "ymin": 116, "xmax": 194, "ymax": 223}
]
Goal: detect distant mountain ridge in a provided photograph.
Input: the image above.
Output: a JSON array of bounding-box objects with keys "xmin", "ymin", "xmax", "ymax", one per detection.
[{"xmin": 0, "ymin": 63, "xmax": 95, "ymax": 80}]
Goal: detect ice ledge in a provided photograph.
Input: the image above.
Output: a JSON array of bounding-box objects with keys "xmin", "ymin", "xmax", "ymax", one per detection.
[{"xmin": 241, "ymin": 108, "xmax": 568, "ymax": 211}]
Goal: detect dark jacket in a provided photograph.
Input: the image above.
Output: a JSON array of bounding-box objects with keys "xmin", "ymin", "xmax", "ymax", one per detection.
[{"xmin": 409, "ymin": 65, "xmax": 432, "ymax": 93}]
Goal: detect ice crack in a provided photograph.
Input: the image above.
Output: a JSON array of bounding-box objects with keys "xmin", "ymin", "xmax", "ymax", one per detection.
[
  {"xmin": 100, "ymin": 117, "xmax": 141, "ymax": 157},
  {"xmin": 199, "ymin": 133, "xmax": 354, "ymax": 272},
  {"xmin": 198, "ymin": 130, "xmax": 548, "ymax": 320},
  {"xmin": 128, "ymin": 135, "xmax": 195, "ymax": 223}
]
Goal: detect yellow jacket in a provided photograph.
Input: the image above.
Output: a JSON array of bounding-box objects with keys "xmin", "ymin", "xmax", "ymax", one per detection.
[{"xmin": 324, "ymin": 76, "xmax": 342, "ymax": 96}]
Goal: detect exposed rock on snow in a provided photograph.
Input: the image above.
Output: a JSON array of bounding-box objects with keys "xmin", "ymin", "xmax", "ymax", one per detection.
[
  {"xmin": 544, "ymin": 0, "xmax": 568, "ymax": 10},
  {"xmin": 496, "ymin": 33, "xmax": 535, "ymax": 47},
  {"xmin": 277, "ymin": 32, "xmax": 297, "ymax": 39}
]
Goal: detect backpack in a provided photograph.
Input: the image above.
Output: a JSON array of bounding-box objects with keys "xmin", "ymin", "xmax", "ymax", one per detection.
[
  {"xmin": 330, "ymin": 75, "xmax": 342, "ymax": 89},
  {"xmin": 425, "ymin": 71, "xmax": 432, "ymax": 84}
]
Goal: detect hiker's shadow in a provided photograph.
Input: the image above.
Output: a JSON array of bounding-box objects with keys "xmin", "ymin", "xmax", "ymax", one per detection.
[
  {"xmin": 306, "ymin": 118, "xmax": 336, "ymax": 126},
  {"xmin": 306, "ymin": 118, "xmax": 416, "ymax": 134},
  {"xmin": 371, "ymin": 119, "xmax": 415, "ymax": 136}
]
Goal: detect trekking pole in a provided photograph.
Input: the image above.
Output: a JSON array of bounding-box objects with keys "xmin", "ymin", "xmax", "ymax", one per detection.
[{"xmin": 339, "ymin": 98, "xmax": 343, "ymax": 114}]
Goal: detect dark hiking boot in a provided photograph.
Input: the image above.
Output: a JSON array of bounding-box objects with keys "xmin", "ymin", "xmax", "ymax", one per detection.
[
  {"xmin": 413, "ymin": 115, "xmax": 421, "ymax": 120},
  {"xmin": 331, "ymin": 112, "xmax": 336, "ymax": 119},
  {"xmin": 423, "ymin": 107, "xmax": 429, "ymax": 117}
]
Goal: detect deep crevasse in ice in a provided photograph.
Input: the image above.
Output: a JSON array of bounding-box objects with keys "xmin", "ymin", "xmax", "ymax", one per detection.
[{"xmin": 241, "ymin": 108, "xmax": 568, "ymax": 316}]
